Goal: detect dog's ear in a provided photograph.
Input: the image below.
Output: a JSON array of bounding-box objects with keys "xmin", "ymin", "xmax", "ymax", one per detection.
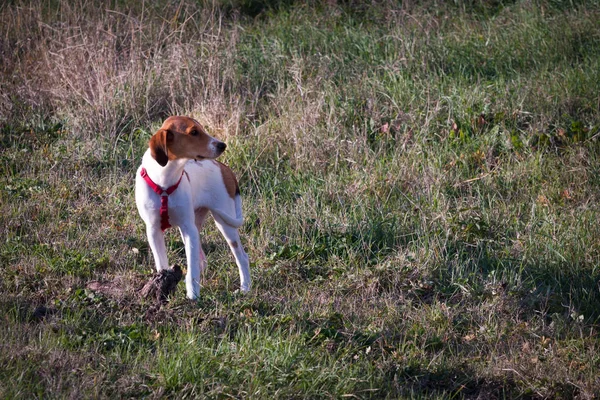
[{"xmin": 149, "ymin": 129, "xmax": 173, "ymax": 167}]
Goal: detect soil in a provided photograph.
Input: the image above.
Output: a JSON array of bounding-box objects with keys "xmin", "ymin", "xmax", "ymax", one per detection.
[{"xmin": 139, "ymin": 265, "xmax": 183, "ymax": 305}]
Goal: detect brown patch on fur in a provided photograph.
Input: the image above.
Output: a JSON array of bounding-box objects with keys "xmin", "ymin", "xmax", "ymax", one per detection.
[
  {"xmin": 214, "ymin": 161, "xmax": 239, "ymax": 198},
  {"xmin": 166, "ymin": 129, "xmax": 212, "ymax": 160},
  {"xmin": 149, "ymin": 129, "xmax": 172, "ymax": 166},
  {"xmin": 161, "ymin": 116, "xmax": 208, "ymax": 136},
  {"xmin": 149, "ymin": 116, "xmax": 224, "ymax": 165}
]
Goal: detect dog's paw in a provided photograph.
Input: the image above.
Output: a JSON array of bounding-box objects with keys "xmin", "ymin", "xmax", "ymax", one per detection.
[
  {"xmin": 186, "ymin": 292, "xmax": 199, "ymax": 300},
  {"xmin": 186, "ymin": 286, "xmax": 199, "ymax": 300},
  {"xmin": 234, "ymin": 287, "xmax": 250, "ymax": 296}
]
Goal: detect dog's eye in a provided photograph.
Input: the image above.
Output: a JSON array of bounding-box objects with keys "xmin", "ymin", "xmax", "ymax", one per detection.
[{"xmin": 190, "ymin": 130, "xmax": 199, "ymax": 136}]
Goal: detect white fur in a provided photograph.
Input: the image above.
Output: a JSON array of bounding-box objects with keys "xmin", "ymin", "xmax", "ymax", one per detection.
[{"xmin": 135, "ymin": 149, "xmax": 251, "ymax": 299}]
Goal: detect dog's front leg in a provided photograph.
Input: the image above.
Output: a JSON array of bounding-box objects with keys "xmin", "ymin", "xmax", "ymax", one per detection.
[
  {"xmin": 179, "ymin": 223, "xmax": 201, "ymax": 299},
  {"xmin": 146, "ymin": 225, "xmax": 169, "ymax": 272}
]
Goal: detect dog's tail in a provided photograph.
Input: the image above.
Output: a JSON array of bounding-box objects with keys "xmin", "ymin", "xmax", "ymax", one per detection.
[{"xmin": 211, "ymin": 194, "xmax": 244, "ymax": 228}]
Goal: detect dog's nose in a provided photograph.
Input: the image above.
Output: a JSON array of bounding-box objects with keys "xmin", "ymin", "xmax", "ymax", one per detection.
[{"xmin": 216, "ymin": 142, "xmax": 227, "ymax": 152}]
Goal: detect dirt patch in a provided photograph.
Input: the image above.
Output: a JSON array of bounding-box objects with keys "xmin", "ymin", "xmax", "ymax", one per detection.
[
  {"xmin": 85, "ymin": 266, "xmax": 183, "ymax": 309},
  {"xmin": 87, "ymin": 281, "xmax": 128, "ymax": 299},
  {"xmin": 86, "ymin": 274, "xmax": 139, "ymax": 301}
]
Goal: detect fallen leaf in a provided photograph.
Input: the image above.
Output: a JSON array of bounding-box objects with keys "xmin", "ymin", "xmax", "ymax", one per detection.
[
  {"xmin": 463, "ymin": 333, "xmax": 476, "ymax": 342},
  {"xmin": 537, "ymin": 195, "xmax": 550, "ymax": 207}
]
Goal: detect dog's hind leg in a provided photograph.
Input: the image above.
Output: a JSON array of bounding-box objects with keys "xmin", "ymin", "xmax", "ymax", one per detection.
[{"xmin": 213, "ymin": 214, "xmax": 251, "ymax": 292}]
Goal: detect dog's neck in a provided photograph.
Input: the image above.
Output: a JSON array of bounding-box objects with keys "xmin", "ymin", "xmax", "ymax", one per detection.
[{"xmin": 142, "ymin": 150, "xmax": 188, "ymax": 189}]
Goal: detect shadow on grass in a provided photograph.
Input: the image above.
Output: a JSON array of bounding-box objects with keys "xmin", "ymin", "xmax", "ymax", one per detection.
[
  {"xmin": 393, "ymin": 363, "xmax": 577, "ymax": 399},
  {"xmin": 440, "ymin": 239, "xmax": 600, "ymax": 325},
  {"xmin": 520, "ymin": 261, "xmax": 600, "ymax": 325},
  {"xmin": 271, "ymin": 214, "xmax": 416, "ymax": 264}
]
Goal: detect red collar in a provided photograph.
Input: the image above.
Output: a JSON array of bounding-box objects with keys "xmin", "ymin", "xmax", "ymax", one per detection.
[{"xmin": 140, "ymin": 167, "xmax": 184, "ymax": 231}]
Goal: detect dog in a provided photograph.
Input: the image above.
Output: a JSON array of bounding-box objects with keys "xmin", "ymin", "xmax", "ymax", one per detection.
[{"xmin": 135, "ymin": 116, "xmax": 250, "ymax": 299}]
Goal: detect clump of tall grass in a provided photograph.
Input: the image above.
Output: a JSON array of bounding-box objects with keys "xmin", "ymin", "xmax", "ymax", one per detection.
[{"xmin": 0, "ymin": 1, "xmax": 244, "ymax": 140}]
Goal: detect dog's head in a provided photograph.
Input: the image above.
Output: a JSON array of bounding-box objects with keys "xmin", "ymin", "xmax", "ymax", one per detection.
[{"xmin": 149, "ymin": 116, "xmax": 226, "ymax": 167}]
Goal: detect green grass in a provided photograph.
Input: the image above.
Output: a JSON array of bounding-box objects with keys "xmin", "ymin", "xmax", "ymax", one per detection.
[{"xmin": 2, "ymin": 0, "xmax": 600, "ymax": 398}]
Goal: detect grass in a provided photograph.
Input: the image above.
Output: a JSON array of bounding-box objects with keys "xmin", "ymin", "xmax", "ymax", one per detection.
[{"xmin": 2, "ymin": 0, "xmax": 600, "ymax": 398}]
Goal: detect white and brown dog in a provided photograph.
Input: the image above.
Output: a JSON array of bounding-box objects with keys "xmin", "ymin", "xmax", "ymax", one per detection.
[{"xmin": 135, "ymin": 116, "xmax": 250, "ymax": 299}]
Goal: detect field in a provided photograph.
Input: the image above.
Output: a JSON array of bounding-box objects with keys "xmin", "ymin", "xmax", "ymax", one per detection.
[{"xmin": 2, "ymin": 0, "xmax": 600, "ymax": 398}]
